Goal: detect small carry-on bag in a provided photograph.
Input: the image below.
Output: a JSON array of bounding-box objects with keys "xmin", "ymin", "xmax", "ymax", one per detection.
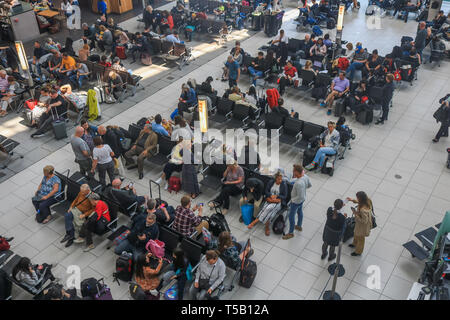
[
  {"xmin": 141, "ymin": 53, "xmax": 152, "ymax": 66},
  {"xmin": 239, "ymin": 240, "xmax": 257, "ymax": 288},
  {"xmin": 116, "ymin": 45, "xmax": 127, "ymax": 59},
  {"xmin": 51, "ymin": 108, "xmax": 67, "ymax": 140},
  {"xmin": 113, "ymin": 252, "xmax": 134, "ymax": 282}
]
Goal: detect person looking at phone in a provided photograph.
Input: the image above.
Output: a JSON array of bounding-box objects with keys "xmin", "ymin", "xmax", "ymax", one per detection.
[
  {"xmin": 304, "ymin": 121, "xmax": 340, "ymax": 172},
  {"xmin": 147, "ymin": 199, "xmax": 175, "ymax": 225},
  {"xmin": 208, "ymin": 161, "xmax": 245, "ymax": 215},
  {"xmin": 12, "ymin": 257, "xmax": 56, "ymax": 288},
  {"xmin": 108, "ymin": 178, "xmax": 148, "ymax": 207},
  {"xmin": 135, "ymin": 252, "xmax": 164, "ymax": 299},
  {"xmin": 346, "ymin": 191, "xmax": 373, "ymax": 256},
  {"xmin": 173, "ymin": 196, "xmax": 209, "ymax": 237}
]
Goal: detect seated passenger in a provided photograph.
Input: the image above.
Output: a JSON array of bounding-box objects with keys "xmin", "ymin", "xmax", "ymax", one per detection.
[
  {"xmin": 32, "ymin": 165, "xmax": 61, "ymax": 224},
  {"xmin": 230, "ymin": 41, "xmax": 245, "ymax": 65},
  {"xmin": 77, "ymin": 193, "xmax": 111, "ymax": 252},
  {"xmin": 178, "ymin": 84, "xmax": 197, "ymax": 116},
  {"xmin": 278, "ymin": 60, "xmax": 298, "ymax": 96},
  {"xmin": 12, "ymin": 257, "xmax": 56, "ymax": 289},
  {"xmin": 114, "ymin": 211, "xmax": 159, "ymax": 259},
  {"xmin": 0, "ymin": 76, "xmax": 18, "ymax": 117},
  {"xmin": 173, "ymin": 195, "xmax": 209, "ymax": 237},
  {"xmin": 108, "ymin": 178, "xmax": 148, "ymax": 207},
  {"xmin": 161, "ymin": 247, "xmax": 191, "ymax": 300},
  {"xmin": 147, "ymin": 198, "xmax": 175, "ymax": 225},
  {"xmin": 345, "ymin": 79, "xmax": 368, "ymax": 114},
  {"xmin": 134, "ymin": 252, "xmax": 163, "ymax": 299},
  {"xmin": 105, "ymin": 71, "xmax": 123, "ymax": 100},
  {"xmin": 209, "ymin": 162, "xmax": 244, "ymax": 215},
  {"xmin": 305, "ymin": 121, "xmax": 340, "ymax": 171},
  {"xmin": 210, "ymin": 231, "xmax": 252, "ymax": 270},
  {"xmin": 248, "ymin": 51, "xmax": 266, "ymax": 86},
  {"xmin": 363, "ymin": 49, "xmax": 383, "ymax": 78},
  {"xmin": 346, "ymin": 45, "xmax": 369, "ymax": 81},
  {"xmin": 228, "ymin": 86, "xmax": 244, "ymax": 102},
  {"xmin": 123, "ymin": 124, "xmax": 158, "ymax": 179},
  {"xmin": 309, "ymin": 37, "xmax": 327, "ymax": 62},
  {"xmin": 320, "ymin": 71, "xmax": 350, "ymax": 115},
  {"xmin": 62, "ymin": 183, "xmax": 94, "ymax": 248},
  {"xmin": 189, "ymin": 250, "xmax": 226, "ymax": 300},
  {"xmin": 247, "ymin": 172, "xmax": 288, "ymax": 236}
]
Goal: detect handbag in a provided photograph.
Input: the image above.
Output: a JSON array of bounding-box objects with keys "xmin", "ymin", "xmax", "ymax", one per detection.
[
  {"xmin": 145, "ymin": 239, "xmax": 165, "ymax": 258},
  {"xmin": 120, "ymin": 138, "xmax": 132, "ymax": 151},
  {"xmin": 113, "ymin": 229, "xmax": 130, "ymax": 246}
]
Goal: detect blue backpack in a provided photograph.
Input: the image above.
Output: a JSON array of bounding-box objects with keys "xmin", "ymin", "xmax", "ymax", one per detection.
[{"xmin": 312, "ymin": 25, "xmax": 323, "ymax": 36}]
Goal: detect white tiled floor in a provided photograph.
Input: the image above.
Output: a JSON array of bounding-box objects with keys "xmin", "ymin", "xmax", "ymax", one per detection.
[{"xmin": 1, "ymin": 0, "xmax": 449, "ymax": 300}]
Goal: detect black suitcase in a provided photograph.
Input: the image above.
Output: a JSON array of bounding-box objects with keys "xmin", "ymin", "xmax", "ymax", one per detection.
[
  {"xmin": 302, "ymin": 146, "xmax": 318, "ymax": 166},
  {"xmin": 81, "ymin": 277, "xmax": 101, "ymax": 298},
  {"xmin": 356, "ymin": 108, "xmax": 373, "ymax": 125},
  {"xmin": 252, "ymin": 14, "xmax": 263, "ymax": 31},
  {"xmin": 239, "ymin": 258, "xmax": 257, "ymax": 288},
  {"xmin": 342, "ymin": 216, "xmax": 355, "ymax": 242},
  {"xmin": 334, "ymin": 100, "xmax": 346, "ymax": 117}
]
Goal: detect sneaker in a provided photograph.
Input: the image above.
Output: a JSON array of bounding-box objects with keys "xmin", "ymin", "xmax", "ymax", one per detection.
[
  {"xmin": 348, "ymin": 244, "xmax": 355, "ymax": 248},
  {"xmin": 327, "ymin": 110, "xmax": 332, "ymax": 115},
  {"xmin": 351, "ymin": 252, "xmax": 361, "ymax": 256},
  {"xmin": 155, "ymin": 177, "xmax": 162, "ymax": 184},
  {"xmin": 65, "ymin": 239, "xmax": 74, "ymax": 248},
  {"xmin": 73, "ymin": 237, "xmax": 85, "ymax": 244},
  {"xmin": 328, "ymin": 254, "xmax": 336, "ymax": 261},
  {"xmin": 164, "ymin": 183, "xmax": 169, "ymax": 191},
  {"xmin": 305, "ymin": 163, "xmax": 316, "ymax": 170},
  {"xmin": 432, "ymin": 138, "xmax": 439, "ymax": 143},
  {"xmin": 320, "ymin": 102, "xmax": 326, "ymax": 107},
  {"xmin": 321, "ymin": 253, "xmax": 328, "ymax": 260},
  {"xmin": 31, "ymin": 133, "xmax": 45, "ymax": 138},
  {"xmin": 282, "ymin": 233, "xmax": 294, "ymax": 240},
  {"xmin": 60, "ymin": 234, "xmax": 72, "ymax": 243},
  {"xmin": 83, "ymin": 244, "xmax": 95, "ymax": 252},
  {"xmin": 295, "ymin": 226, "xmax": 302, "ymax": 231}
]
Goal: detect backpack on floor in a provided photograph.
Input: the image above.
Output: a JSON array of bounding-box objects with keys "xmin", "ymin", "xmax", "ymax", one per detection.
[
  {"xmin": 239, "ymin": 258, "xmax": 257, "ymax": 288},
  {"xmin": 113, "ymin": 252, "xmax": 134, "ymax": 282},
  {"xmin": 272, "ymin": 214, "xmax": 285, "ymax": 235},
  {"xmin": 81, "ymin": 277, "xmax": 102, "ymax": 298},
  {"xmin": 141, "ymin": 53, "xmax": 152, "ymax": 66},
  {"xmin": 312, "ymin": 25, "xmax": 323, "ymax": 36},
  {"xmin": 326, "ymin": 18, "xmax": 336, "ymax": 29},
  {"xmin": 311, "ymin": 86, "xmax": 327, "ymax": 100},
  {"xmin": 208, "ymin": 213, "xmax": 230, "ymax": 237},
  {"xmin": 168, "ymin": 176, "xmax": 181, "ymax": 193}
]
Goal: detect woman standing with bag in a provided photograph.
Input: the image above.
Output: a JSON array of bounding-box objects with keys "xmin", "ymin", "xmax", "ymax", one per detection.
[
  {"xmin": 346, "ymin": 191, "xmax": 373, "ymax": 256},
  {"xmin": 321, "ymin": 199, "xmax": 347, "ymax": 261},
  {"xmin": 91, "ymin": 136, "xmax": 115, "ymax": 185}
]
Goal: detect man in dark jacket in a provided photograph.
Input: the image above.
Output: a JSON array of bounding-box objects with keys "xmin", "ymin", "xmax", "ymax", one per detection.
[
  {"xmin": 433, "ymin": 93, "xmax": 450, "ymax": 143},
  {"xmin": 143, "ymin": 5, "xmax": 157, "ymax": 31},
  {"xmin": 97, "ymin": 125, "xmax": 124, "ymax": 157},
  {"xmin": 113, "ymin": 211, "xmax": 159, "ymax": 260},
  {"xmin": 375, "ymin": 73, "xmax": 395, "ymax": 125}
]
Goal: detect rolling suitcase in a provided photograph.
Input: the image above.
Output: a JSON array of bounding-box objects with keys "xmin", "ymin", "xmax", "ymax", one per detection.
[
  {"xmin": 356, "ymin": 108, "xmax": 373, "ymax": 125},
  {"xmin": 239, "ymin": 258, "xmax": 257, "ymax": 288},
  {"xmin": 115, "ymin": 45, "xmax": 127, "ymax": 59},
  {"xmin": 51, "ymin": 108, "xmax": 67, "ymax": 140},
  {"xmin": 334, "ymin": 100, "xmax": 346, "ymax": 117}
]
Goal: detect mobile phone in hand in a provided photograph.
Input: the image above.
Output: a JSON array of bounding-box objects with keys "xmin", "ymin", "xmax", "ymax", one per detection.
[{"xmin": 159, "ymin": 203, "xmax": 165, "ymax": 208}]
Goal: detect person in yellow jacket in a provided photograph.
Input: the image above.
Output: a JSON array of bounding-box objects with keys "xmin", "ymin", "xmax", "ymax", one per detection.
[
  {"xmin": 86, "ymin": 89, "xmax": 99, "ymax": 121},
  {"xmin": 347, "ymin": 191, "xmax": 373, "ymax": 256}
]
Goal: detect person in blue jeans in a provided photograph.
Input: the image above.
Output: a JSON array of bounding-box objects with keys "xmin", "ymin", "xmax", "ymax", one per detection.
[
  {"xmin": 247, "ymin": 51, "xmax": 266, "ymax": 86},
  {"xmin": 345, "ymin": 45, "xmax": 368, "ymax": 81},
  {"xmin": 305, "ymin": 121, "xmax": 340, "ymax": 171},
  {"xmin": 283, "ymin": 164, "xmax": 311, "ymax": 240},
  {"xmin": 70, "ymin": 62, "xmax": 89, "ymax": 89},
  {"xmin": 224, "ymin": 55, "xmax": 240, "ymax": 88}
]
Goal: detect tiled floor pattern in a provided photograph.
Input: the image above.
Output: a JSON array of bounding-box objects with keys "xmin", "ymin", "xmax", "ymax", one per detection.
[{"xmin": 1, "ymin": 0, "xmax": 449, "ymax": 300}]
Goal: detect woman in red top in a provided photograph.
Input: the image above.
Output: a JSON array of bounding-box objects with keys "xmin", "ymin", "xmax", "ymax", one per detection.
[
  {"xmin": 278, "ymin": 60, "xmax": 298, "ymax": 96},
  {"xmin": 76, "ymin": 193, "xmax": 111, "ymax": 252},
  {"xmin": 160, "ymin": 11, "xmax": 174, "ymax": 34},
  {"xmin": 99, "ymin": 55, "xmax": 112, "ymax": 67}
]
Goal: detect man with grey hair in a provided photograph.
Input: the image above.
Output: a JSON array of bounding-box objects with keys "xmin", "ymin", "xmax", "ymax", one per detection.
[
  {"xmin": 114, "ymin": 205, "xmax": 159, "ymax": 260},
  {"xmin": 123, "ymin": 124, "xmax": 158, "ymax": 180},
  {"xmin": 143, "ymin": 5, "xmax": 157, "ymax": 31},
  {"xmin": 108, "ymin": 178, "xmax": 148, "ymax": 207},
  {"xmin": 70, "ymin": 126, "xmax": 93, "ymax": 177},
  {"xmin": 147, "ymin": 198, "xmax": 175, "ymax": 225},
  {"xmin": 61, "ymin": 184, "xmax": 92, "ymax": 248},
  {"xmin": 414, "ymin": 21, "xmax": 431, "ymax": 58}
]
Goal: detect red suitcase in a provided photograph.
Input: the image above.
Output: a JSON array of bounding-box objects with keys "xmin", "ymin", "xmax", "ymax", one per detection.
[{"xmin": 115, "ymin": 46, "xmax": 127, "ymax": 59}]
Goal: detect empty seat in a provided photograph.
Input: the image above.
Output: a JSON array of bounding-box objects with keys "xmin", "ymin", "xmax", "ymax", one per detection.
[
  {"xmin": 403, "ymin": 240, "xmax": 429, "ymax": 260},
  {"xmin": 280, "ymin": 118, "xmax": 304, "ymax": 145},
  {"xmin": 415, "ymin": 227, "xmax": 437, "ymax": 250},
  {"xmin": 228, "ymin": 103, "xmax": 251, "ymax": 128},
  {"xmin": 148, "ymin": 134, "xmax": 178, "ymax": 166},
  {"xmin": 210, "ymin": 98, "xmax": 234, "ymax": 125},
  {"xmin": 180, "ymin": 237, "xmax": 203, "ymax": 268},
  {"xmin": 296, "ymin": 121, "xmax": 326, "ymax": 150}
]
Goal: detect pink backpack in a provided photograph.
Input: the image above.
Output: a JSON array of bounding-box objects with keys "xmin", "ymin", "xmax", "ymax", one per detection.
[{"xmin": 145, "ymin": 239, "xmax": 165, "ymax": 258}]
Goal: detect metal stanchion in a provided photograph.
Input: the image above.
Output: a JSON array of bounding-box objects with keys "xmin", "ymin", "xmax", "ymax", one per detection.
[{"xmin": 323, "ymin": 240, "xmax": 345, "ymax": 300}]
